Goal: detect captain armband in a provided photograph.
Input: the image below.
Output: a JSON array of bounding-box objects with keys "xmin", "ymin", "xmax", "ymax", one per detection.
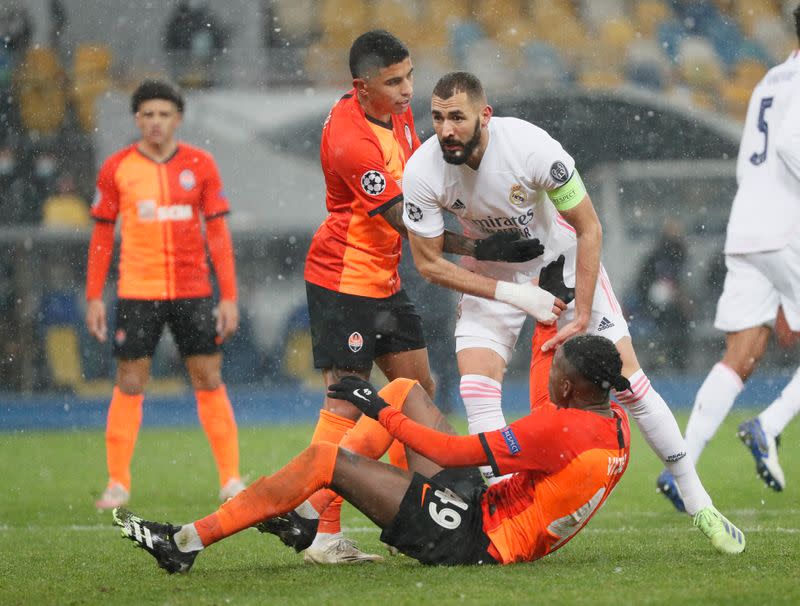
[{"xmin": 547, "ymin": 169, "xmax": 587, "ymax": 211}]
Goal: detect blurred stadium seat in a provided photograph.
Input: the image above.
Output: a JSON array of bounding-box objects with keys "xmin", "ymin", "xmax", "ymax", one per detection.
[{"xmin": 13, "ymin": 47, "xmax": 66, "ymax": 134}]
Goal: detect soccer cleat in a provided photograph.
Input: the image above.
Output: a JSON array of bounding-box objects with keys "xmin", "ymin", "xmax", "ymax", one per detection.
[
  {"xmin": 112, "ymin": 507, "xmax": 199, "ymax": 574},
  {"xmin": 693, "ymin": 505, "xmax": 746, "ymax": 554},
  {"xmin": 303, "ymin": 537, "xmax": 384, "ymax": 564},
  {"xmin": 655, "ymin": 469, "xmax": 686, "ymax": 513},
  {"xmin": 737, "ymin": 418, "xmax": 785, "ymax": 491},
  {"xmin": 95, "ymin": 482, "xmax": 129, "ymax": 511},
  {"xmin": 255, "ymin": 510, "xmax": 318, "ymax": 552},
  {"xmin": 219, "ymin": 477, "xmax": 247, "ymax": 502}
]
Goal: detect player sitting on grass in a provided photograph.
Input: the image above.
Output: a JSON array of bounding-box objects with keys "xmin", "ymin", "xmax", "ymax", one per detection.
[{"xmin": 111, "ymin": 259, "xmax": 657, "ymax": 571}]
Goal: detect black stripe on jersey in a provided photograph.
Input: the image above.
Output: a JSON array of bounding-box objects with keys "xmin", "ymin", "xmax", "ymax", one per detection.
[
  {"xmin": 365, "ymin": 114, "xmax": 393, "ymax": 130},
  {"xmin": 368, "ymin": 193, "xmax": 403, "ymax": 217},
  {"xmin": 93, "ymin": 217, "xmax": 116, "ymax": 224},
  {"xmin": 205, "ymin": 210, "xmax": 230, "ymax": 221},
  {"xmin": 341, "ymin": 93, "xmax": 353, "ymax": 99},
  {"xmin": 478, "ymin": 433, "xmax": 501, "ymax": 478},
  {"xmin": 615, "ymin": 414, "xmax": 625, "ymax": 450}
]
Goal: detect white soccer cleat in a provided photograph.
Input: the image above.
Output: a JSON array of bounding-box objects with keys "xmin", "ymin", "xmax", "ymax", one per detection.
[
  {"xmin": 303, "ymin": 537, "xmax": 384, "ymax": 564},
  {"xmin": 95, "ymin": 482, "xmax": 129, "ymax": 511},
  {"xmin": 218, "ymin": 477, "xmax": 247, "ymax": 502},
  {"xmin": 737, "ymin": 418, "xmax": 785, "ymax": 491}
]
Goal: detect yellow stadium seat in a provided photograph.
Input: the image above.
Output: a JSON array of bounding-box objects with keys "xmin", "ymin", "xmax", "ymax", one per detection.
[
  {"xmin": 14, "ymin": 47, "xmax": 66, "ymax": 134},
  {"xmin": 733, "ymin": 58, "xmax": 768, "ymax": 89},
  {"xmin": 42, "ymin": 194, "xmax": 90, "ymax": 227},
  {"xmin": 371, "ymin": 0, "xmax": 420, "ymax": 46},
  {"xmin": 578, "ymin": 69, "xmax": 624, "ymax": 89},
  {"xmin": 633, "ymin": 1, "xmax": 671, "ymax": 38},
  {"xmin": 735, "ymin": 0, "xmax": 781, "ymax": 35},
  {"xmin": 318, "ymin": 0, "xmax": 370, "ymax": 48},
  {"xmin": 282, "ymin": 330, "xmax": 324, "ymax": 390},
  {"xmin": 46, "ymin": 326, "xmax": 83, "ymax": 388},
  {"xmin": 720, "ymin": 80, "xmax": 752, "ymax": 121},
  {"xmin": 475, "ymin": 0, "xmax": 525, "ymax": 38},
  {"xmin": 426, "ymin": 0, "xmax": 474, "ymax": 23},
  {"xmin": 72, "ymin": 43, "xmax": 114, "ymax": 132}
]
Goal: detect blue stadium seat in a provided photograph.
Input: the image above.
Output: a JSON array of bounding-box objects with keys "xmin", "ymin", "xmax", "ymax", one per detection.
[
  {"xmin": 657, "ymin": 19, "xmax": 686, "ymax": 63},
  {"xmin": 449, "ymin": 20, "xmax": 485, "ymax": 69}
]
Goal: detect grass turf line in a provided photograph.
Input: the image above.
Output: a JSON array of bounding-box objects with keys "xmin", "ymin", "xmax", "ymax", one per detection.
[{"xmin": 0, "ymin": 411, "xmax": 798, "ymax": 605}]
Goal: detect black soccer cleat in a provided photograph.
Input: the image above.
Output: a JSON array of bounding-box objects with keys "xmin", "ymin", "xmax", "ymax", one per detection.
[
  {"xmin": 112, "ymin": 507, "xmax": 199, "ymax": 574},
  {"xmin": 255, "ymin": 510, "xmax": 318, "ymax": 552}
]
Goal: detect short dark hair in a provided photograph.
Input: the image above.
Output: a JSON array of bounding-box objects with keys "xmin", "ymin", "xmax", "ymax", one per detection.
[
  {"xmin": 131, "ymin": 79, "xmax": 185, "ymax": 114},
  {"xmin": 794, "ymin": 3, "xmax": 800, "ymax": 44},
  {"xmin": 349, "ymin": 29, "xmax": 409, "ymax": 79},
  {"xmin": 562, "ymin": 334, "xmax": 630, "ymax": 394},
  {"xmin": 432, "ymin": 71, "xmax": 486, "ymax": 104}
]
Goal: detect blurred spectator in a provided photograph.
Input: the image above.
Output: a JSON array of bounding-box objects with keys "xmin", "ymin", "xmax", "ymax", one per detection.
[
  {"xmin": 633, "ymin": 220, "xmax": 691, "ymax": 370},
  {"xmin": 0, "ymin": 4, "xmax": 31, "ymax": 56},
  {"xmin": 42, "ymin": 171, "xmax": 89, "ymax": 227},
  {"xmin": 164, "ymin": 0, "xmax": 228, "ymax": 88},
  {"xmin": 0, "ymin": 142, "xmax": 27, "ymax": 224}
]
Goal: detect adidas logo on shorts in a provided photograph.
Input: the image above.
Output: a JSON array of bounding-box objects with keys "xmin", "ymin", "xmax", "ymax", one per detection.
[{"xmin": 598, "ymin": 316, "xmax": 615, "ymax": 331}]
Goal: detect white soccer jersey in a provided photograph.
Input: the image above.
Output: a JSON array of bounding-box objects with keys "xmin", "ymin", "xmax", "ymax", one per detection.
[
  {"xmin": 726, "ymin": 51, "xmax": 800, "ymax": 254},
  {"xmin": 402, "ymin": 117, "xmax": 579, "ymax": 282}
]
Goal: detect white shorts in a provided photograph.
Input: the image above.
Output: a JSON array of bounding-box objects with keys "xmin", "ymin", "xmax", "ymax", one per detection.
[
  {"xmin": 455, "ymin": 264, "xmax": 630, "ymax": 363},
  {"xmin": 714, "ymin": 242, "xmax": 800, "ymax": 333}
]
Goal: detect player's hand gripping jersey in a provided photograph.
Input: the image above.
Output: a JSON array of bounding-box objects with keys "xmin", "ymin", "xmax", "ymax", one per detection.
[
  {"xmin": 89, "ymin": 143, "xmax": 233, "ymax": 300},
  {"xmin": 374, "ymin": 323, "xmax": 630, "ymax": 564},
  {"xmin": 402, "ymin": 116, "xmax": 587, "ymax": 282},
  {"xmin": 304, "ymin": 91, "xmax": 420, "ymax": 298},
  {"xmin": 726, "ymin": 51, "xmax": 800, "ymax": 255}
]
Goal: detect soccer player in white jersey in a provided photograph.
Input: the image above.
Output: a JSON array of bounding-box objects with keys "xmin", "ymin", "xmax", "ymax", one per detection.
[
  {"xmin": 401, "ymin": 71, "xmax": 744, "ymax": 554},
  {"xmin": 658, "ymin": 5, "xmax": 800, "ymax": 503}
]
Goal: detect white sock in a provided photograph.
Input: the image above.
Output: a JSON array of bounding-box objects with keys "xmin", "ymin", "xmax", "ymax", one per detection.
[
  {"xmin": 615, "ymin": 370, "xmax": 712, "ymax": 515},
  {"xmin": 684, "ymin": 363, "xmax": 743, "ymax": 463},
  {"xmin": 310, "ymin": 531, "xmax": 341, "ymax": 549},
  {"xmin": 759, "ymin": 365, "xmax": 800, "ymax": 437},
  {"xmin": 174, "ymin": 523, "xmax": 205, "ymax": 553},
  {"xmin": 461, "ymin": 374, "xmax": 506, "ymax": 485}
]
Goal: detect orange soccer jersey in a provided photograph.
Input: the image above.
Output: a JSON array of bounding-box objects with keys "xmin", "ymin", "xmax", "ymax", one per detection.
[
  {"xmin": 304, "ymin": 90, "xmax": 420, "ymax": 298},
  {"xmin": 90, "ymin": 143, "xmax": 231, "ymax": 300}
]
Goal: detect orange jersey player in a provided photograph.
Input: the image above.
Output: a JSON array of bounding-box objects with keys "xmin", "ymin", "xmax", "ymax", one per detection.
[
  {"xmin": 111, "ymin": 259, "xmax": 636, "ymax": 572},
  {"xmin": 86, "ymin": 80, "xmax": 244, "ymax": 511}
]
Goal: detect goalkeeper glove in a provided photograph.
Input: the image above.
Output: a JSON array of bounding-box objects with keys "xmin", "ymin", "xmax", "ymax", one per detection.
[
  {"xmin": 327, "ymin": 376, "xmax": 388, "ymax": 420},
  {"xmin": 474, "ymin": 231, "xmax": 544, "ymax": 262}
]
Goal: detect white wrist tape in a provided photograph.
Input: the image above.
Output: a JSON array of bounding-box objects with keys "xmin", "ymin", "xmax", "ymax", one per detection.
[{"xmin": 494, "ymin": 281, "xmax": 557, "ymax": 324}]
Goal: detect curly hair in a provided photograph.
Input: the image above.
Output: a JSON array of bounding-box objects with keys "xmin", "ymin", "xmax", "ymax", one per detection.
[
  {"xmin": 131, "ymin": 79, "xmax": 184, "ymax": 114},
  {"xmin": 562, "ymin": 334, "xmax": 630, "ymax": 394}
]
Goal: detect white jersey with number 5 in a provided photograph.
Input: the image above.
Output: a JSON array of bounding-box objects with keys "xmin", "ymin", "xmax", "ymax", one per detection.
[
  {"xmin": 726, "ymin": 51, "xmax": 800, "ymax": 254},
  {"xmin": 402, "ymin": 116, "xmax": 579, "ymax": 282}
]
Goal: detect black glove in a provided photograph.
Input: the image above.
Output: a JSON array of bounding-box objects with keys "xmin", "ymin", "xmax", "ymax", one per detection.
[
  {"xmin": 327, "ymin": 376, "xmax": 388, "ymax": 420},
  {"xmin": 538, "ymin": 255, "xmax": 575, "ymax": 304},
  {"xmin": 474, "ymin": 231, "xmax": 545, "ymax": 262}
]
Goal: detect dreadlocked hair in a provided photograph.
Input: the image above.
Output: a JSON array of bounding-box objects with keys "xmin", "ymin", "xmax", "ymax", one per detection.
[{"xmin": 562, "ymin": 334, "xmax": 630, "ymax": 394}]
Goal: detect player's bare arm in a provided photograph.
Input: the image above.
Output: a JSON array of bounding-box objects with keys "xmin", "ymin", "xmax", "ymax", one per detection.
[
  {"xmin": 383, "ymin": 203, "xmax": 544, "ymax": 259},
  {"xmin": 541, "ymin": 194, "xmax": 602, "ymax": 351}
]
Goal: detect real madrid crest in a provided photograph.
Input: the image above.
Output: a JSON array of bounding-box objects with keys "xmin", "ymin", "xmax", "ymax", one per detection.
[{"xmin": 509, "ymin": 184, "xmax": 527, "ymax": 207}]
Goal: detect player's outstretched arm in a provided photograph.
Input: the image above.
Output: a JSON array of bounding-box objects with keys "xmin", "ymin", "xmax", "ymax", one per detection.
[
  {"xmin": 85, "ymin": 221, "xmax": 116, "ymax": 342},
  {"xmin": 541, "ymin": 196, "xmax": 601, "ymax": 351},
  {"xmin": 328, "ymin": 377, "xmax": 488, "ymax": 467},
  {"xmin": 407, "ymin": 231, "xmax": 563, "ymax": 323}
]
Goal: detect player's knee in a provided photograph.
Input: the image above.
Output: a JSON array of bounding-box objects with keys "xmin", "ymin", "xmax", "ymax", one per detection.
[
  {"xmin": 419, "ymin": 374, "xmax": 436, "ymax": 399},
  {"xmin": 190, "ymin": 373, "xmax": 222, "ymax": 391},
  {"xmin": 116, "ymin": 370, "xmax": 147, "ymax": 395}
]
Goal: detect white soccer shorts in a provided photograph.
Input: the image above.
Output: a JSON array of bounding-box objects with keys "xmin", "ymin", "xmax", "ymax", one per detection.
[
  {"xmin": 455, "ymin": 263, "xmax": 630, "ymax": 362},
  {"xmin": 715, "ymin": 241, "xmax": 800, "ymax": 333}
]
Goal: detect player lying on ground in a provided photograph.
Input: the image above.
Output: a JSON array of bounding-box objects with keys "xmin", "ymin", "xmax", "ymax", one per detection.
[{"xmin": 113, "ymin": 317, "xmax": 639, "ymax": 572}]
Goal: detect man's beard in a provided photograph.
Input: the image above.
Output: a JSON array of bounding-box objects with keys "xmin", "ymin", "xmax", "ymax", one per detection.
[{"xmin": 439, "ymin": 119, "xmax": 481, "ymax": 165}]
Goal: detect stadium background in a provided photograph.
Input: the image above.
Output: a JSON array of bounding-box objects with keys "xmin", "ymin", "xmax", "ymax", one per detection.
[{"xmin": 1, "ymin": 0, "xmax": 798, "ymax": 428}]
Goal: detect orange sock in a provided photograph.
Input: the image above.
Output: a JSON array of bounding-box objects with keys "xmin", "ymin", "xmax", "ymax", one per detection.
[
  {"xmin": 311, "ymin": 408, "xmax": 356, "ymax": 443},
  {"xmin": 195, "ymin": 442, "xmax": 338, "ymax": 546},
  {"xmin": 313, "ymin": 379, "xmax": 417, "ymax": 526},
  {"xmin": 196, "ymin": 385, "xmax": 240, "ymax": 486},
  {"xmin": 310, "ymin": 409, "xmax": 355, "ymax": 534},
  {"xmin": 106, "ymin": 387, "xmax": 144, "ymax": 491}
]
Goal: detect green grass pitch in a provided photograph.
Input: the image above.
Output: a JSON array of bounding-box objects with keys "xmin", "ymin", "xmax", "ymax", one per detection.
[{"xmin": 1, "ymin": 411, "xmax": 798, "ymax": 605}]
